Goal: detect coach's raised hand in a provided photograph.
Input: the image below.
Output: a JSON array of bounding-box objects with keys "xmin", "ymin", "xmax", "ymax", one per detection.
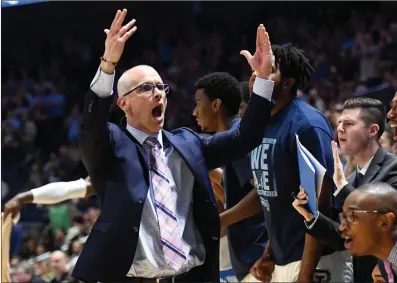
[
  {"xmin": 240, "ymin": 24, "xmax": 273, "ymax": 79},
  {"xmin": 101, "ymin": 9, "xmax": 137, "ymax": 73}
]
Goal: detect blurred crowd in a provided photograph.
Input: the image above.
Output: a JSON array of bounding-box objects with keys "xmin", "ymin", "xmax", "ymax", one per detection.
[{"xmin": 2, "ymin": 1, "xmax": 397, "ymax": 282}]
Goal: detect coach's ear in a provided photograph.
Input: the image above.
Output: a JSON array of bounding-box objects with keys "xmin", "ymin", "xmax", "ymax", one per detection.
[{"xmin": 117, "ymin": 96, "xmax": 127, "ymax": 111}]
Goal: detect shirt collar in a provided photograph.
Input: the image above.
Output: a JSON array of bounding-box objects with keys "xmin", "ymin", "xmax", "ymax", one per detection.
[
  {"xmin": 357, "ymin": 156, "xmax": 374, "ymax": 175},
  {"xmin": 387, "ymin": 241, "xmax": 397, "ymax": 273},
  {"xmin": 126, "ymin": 124, "xmax": 163, "ymax": 148}
]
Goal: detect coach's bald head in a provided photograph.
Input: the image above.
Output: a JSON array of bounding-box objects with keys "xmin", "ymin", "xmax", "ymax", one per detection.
[{"xmin": 116, "ymin": 65, "xmax": 168, "ymax": 135}]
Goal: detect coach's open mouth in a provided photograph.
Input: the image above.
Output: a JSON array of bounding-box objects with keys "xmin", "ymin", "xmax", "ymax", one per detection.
[{"xmin": 152, "ymin": 104, "xmax": 163, "ymax": 119}]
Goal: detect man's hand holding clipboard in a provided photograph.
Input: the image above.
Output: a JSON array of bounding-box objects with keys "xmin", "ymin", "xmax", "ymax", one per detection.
[{"xmin": 292, "ymin": 187, "xmax": 316, "ymax": 222}]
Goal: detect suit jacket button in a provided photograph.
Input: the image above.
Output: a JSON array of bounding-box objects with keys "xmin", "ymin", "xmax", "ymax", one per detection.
[
  {"xmin": 133, "ymin": 226, "xmax": 139, "ymax": 232},
  {"xmin": 138, "ymin": 198, "xmax": 145, "ymax": 204}
]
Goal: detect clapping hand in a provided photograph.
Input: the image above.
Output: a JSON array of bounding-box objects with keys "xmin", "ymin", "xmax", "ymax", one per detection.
[
  {"xmin": 331, "ymin": 140, "xmax": 348, "ymax": 189},
  {"xmin": 101, "ymin": 9, "xmax": 137, "ymax": 72},
  {"xmin": 240, "ymin": 24, "xmax": 273, "ymax": 79}
]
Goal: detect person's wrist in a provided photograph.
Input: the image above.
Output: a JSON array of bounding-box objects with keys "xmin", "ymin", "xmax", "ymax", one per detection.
[
  {"xmin": 100, "ymin": 60, "xmax": 116, "ymax": 74},
  {"xmin": 220, "ymin": 211, "xmax": 232, "ymax": 227},
  {"xmin": 263, "ymin": 249, "xmax": 273, "ymax": 260},
  {"xmin": 256, "ymin": 72, "xmax": 271, "ymax": 79},
  {"xmin": 336, "ymin": 179, "xmax": 348, "ymax": 189},
  {"xmin": 304, "ymin": 213, "xmax": 314, "ymax": 222},
  {"xmin": 14, "ymin": 194, "xmax": 24, "ymax": 205}
]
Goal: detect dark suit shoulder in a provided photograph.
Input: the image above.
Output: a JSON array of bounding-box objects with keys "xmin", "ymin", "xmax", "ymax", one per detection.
[
  {"xmin": 170, "ymin": 127, "xmax": 203, "ymax": 143},
  {"xmin": 384, "ymin": 151, "xmax": 397, "ymax": 164}
]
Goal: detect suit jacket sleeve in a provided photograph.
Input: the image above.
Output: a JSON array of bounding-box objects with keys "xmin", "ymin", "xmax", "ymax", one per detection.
[
  {"xmin": 334, "ymin": 182, "xmax": 355, "ymax": 203},
  {"xmin": 79, "ymin": 68, "xmax": 115, "ymax": 190},
  {"xmin": 306, "ymin": 212, "xmax": 345, "ymax": 251},
  {"xmin": 201, "ymin": 78, "xmax": 274, "ymax": 170}
]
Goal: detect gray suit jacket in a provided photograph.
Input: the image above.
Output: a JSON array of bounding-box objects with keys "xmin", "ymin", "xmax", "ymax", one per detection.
[{"xmin": 334, "ymin": 146, "xmax": 397, "ymax": 203}]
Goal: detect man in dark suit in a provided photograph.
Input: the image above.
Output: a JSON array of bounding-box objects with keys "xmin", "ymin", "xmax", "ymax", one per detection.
[
  {"xmin": 293, "ymin": 97, "xmax": 397, "ymax": 282},
  {"xmin": 71, "ymin": 9, "xmax": 276, "ymax": 283}
]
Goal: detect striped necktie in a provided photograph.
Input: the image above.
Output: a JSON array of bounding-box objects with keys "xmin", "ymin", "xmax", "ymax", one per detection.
[
  {"xmin": 384, "ymin": 260, "xmax": 394, "ymax": 283},
  {"xmin": 144, "ymin": 136, "xmax": 186, "ymax": 270}
]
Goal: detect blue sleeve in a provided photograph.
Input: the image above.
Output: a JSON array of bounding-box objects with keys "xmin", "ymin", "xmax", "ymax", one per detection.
[{"xmin": 232, "ymin": 154, "xmax": 254, "ymax": 187}]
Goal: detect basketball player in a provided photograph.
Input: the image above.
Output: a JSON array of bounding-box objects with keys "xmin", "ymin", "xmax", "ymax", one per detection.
[
  {"xmin": 193, "ymin": 72, "xmax": 267, "ymax": 281},
  {"xmin": 240, "ymin": 44, "xmax": 352, "ymax": 282}
]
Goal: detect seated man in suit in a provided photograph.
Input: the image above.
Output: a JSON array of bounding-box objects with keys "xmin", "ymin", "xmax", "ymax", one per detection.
[
  {"xmin": 294, "ymin": 96, "xmax": 397, "ymax": 282},
  {"xmin": 295, "ymin": 182, "xmax": 397, "ymax": 282},
  {"xmin": 71, "ymin": 9, "xmax": 276, "ymax": 283}
]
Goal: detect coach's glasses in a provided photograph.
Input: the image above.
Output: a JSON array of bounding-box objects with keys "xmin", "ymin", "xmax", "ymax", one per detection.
[
  {"xmin": 339, "ymin": 210, "xmax": 387, "ymax": 225},
  {"xmin": 122, "ymin": 82, "xmax": 170, "ymax": 97}
]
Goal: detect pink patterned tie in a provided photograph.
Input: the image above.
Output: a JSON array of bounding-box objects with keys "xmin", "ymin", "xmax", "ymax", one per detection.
[
  {"xmin": 144, "ymin": 137, "xmax": 186, "ymax": 270},
  {"xmin": 384, "ymin": 260, "xmax": 394, "ymax": 283}
]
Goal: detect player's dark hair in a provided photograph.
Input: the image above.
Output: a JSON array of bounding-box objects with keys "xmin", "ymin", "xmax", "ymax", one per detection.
[
  {"xmin": 343, "ymin": 97, "xmax": 386, "ymax": 140},
  {"xmin": 195, "ymin": 72, "xmax": 242, "ymax": 117},
  {"xmin": 272, "ymin": 43, "xmax": 314, "ymax": 95}
]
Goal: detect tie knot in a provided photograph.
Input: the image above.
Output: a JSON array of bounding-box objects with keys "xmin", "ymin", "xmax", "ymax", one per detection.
[{"xmin": 144, "ymin": 136, "xmax": 161, "ymax": 149}]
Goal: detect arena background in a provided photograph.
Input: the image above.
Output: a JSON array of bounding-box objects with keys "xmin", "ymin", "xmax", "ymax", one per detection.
[{"xmin": 2, "ymin": 1, "xmax": 397, "ymax": 282}]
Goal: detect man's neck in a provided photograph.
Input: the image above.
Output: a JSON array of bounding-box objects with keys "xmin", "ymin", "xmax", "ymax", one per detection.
[
  {"xmin": 215, "ymin": 116, "xmax": 236, "ymax": 132},
  {"xmin": 374, "ymin": 236, "xmax": 395, "ymax": 260},
  {"xmin": 352, "ymin": 142, "xmax": 379, "ymax": 169},
  {"xmin": 127, "ymin": 117, "xmax": 159, "ymax": 136},
  {"xmin": 271, "ymin": 95, "xmax": 294, "ymax": 116}
]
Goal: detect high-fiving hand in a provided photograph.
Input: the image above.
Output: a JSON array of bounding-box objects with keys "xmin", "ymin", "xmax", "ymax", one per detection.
[
  {"xmin": 331, "ymin": 140, "xmax": 348, "ymax": 189},
  {"xmin": 241, "ymin": 24, "xmax": 273, "ymax": 79},
  {"xmin": 102, "ymin": 9, "xmax": 137, "ymax": 68}
]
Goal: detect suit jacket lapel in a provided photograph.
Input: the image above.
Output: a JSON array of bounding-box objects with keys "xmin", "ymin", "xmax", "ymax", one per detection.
[
  {"xmin": 163, "ymin": 131, "xmax": 203, "ymax": 181},
  {"xmin": 118, "ymin": 118, "xmax": 149, "ymax": 169},
  {"xmin": 362, "ymin": 147, "xmax": 386, "ymax": 184},
  {"xmin": 347, "ymin": 171, "xmax": 356, "ymax": 184}
]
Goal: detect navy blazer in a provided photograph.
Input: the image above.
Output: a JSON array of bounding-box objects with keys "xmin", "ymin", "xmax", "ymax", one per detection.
[{"xmin": 72, "ymin": 89, "xmax": 274, "ymax": 282}]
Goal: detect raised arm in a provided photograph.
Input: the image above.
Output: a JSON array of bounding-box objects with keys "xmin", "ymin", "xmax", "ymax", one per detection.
[
  {"xmin": 202, "ymin": 25, "xmax": 275, "ymax": 170},
  {"xmin": 79, "ymin": 9, "xmax": 137, "ymax": 179}
]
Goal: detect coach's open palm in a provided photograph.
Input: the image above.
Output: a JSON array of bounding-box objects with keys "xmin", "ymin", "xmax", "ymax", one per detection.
[
  {"xmin": 102, "ymin": 9, "xmax": 137, "ymax": 65},
  {"xmin": 331, "ymin": 141, "xmax": 348, "ymax": 189},
  {"xmin": 240, "ymin": 24, "xmax": 273, "ymax": 79}
]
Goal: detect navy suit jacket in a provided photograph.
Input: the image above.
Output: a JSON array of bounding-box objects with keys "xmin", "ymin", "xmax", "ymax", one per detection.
[{"xmin": 72, "ymin": 89, "xmax": 274, "ymax": 282}]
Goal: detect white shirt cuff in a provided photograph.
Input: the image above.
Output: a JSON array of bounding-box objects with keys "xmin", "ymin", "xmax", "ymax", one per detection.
[
  {"xmin": 305, "ymin": 211, "xmax": 320, "ymax": 230},
  {"xmin": 252, "ymin": 77, "xmax": 274, "ymax": 102},
  {"xmin": 333, "ymin": 181, "xmax": 349, "ymax": 197},
  {"xmin": 90, "ymin": 66, "xmax": 115, "ymax": 97}
]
